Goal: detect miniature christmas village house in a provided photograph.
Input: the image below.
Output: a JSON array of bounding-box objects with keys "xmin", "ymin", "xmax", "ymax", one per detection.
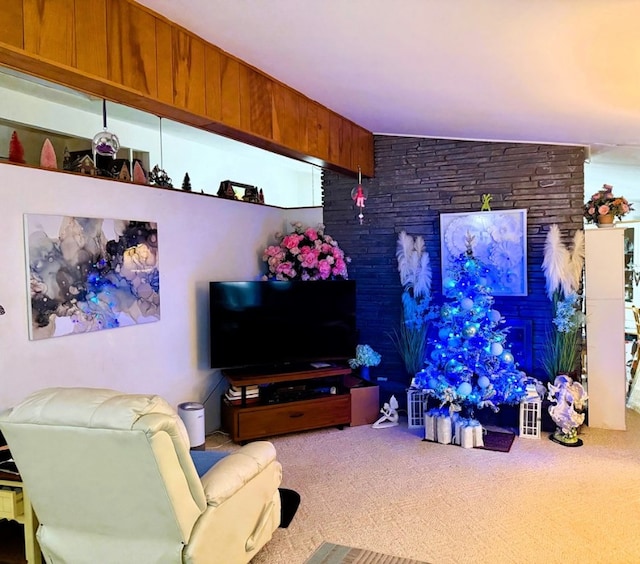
[{"xmin": 71, "ymin": 154, "xmax": 97, "ymax": 176}]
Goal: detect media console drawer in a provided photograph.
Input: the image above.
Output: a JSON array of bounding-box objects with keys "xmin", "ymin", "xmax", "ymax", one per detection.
[{"xmin": 224, "ymin": 394, "xmax": 351, "ymax": 442}]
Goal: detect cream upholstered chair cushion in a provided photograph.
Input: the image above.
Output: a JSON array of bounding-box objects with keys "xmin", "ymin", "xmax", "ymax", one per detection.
[{"xmin": 0, "ymin": 387, "xmax": 282, "ymax": 564}]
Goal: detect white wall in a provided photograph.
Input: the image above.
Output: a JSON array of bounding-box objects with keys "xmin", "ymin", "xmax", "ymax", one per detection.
[{"xmin": 0, "ymin": 164, "xmax": 322, "ymax": 431}]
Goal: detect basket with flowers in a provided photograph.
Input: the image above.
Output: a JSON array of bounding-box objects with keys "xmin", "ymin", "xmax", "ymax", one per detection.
[{"xmin": 584, "ymin": 184, "xmax": 633, "ymax": 224}]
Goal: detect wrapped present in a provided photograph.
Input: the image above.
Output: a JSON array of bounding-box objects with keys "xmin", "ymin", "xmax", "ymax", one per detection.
[
  {"xmin": 453, "ymin": 417, "xmax": 484, "ymax": 449},
  {"xmin": 424, "ymin": 408, "xmax": 453, "ymax": 444}
]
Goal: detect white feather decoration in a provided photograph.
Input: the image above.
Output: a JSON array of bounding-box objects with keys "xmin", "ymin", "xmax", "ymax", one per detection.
[
  {"xmin": 566, "ymin": 229, "xmax": 585, "ymax": 294},
  {"xmin": 414, "ymin": 252, "xmax": 432, "ymax": 301},
  {"xmin": 542, "ymin": 224, "xmax": 569, "ymax": 299},
  {"xmin": 396, "ymin": 231, "xmax": 415, "ymax": 290},
  {"xmin": 396, "ymin": 230, "xmax": 433, "ymax": 303}
]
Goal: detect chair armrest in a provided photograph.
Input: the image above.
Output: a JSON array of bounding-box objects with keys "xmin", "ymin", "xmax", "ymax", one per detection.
[{"xmin": 200, "ymin": 441, "xmax": 279, "ymax": 507}]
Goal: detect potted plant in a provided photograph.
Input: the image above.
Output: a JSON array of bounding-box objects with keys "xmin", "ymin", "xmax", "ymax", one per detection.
[
  {"xmin": 541, "ymin": 225, "xmax": 585, "ymax": 381},
  {"xmin": 584, "ymin": 184, "xmax": 633, "ymax": 226},
  {"xmin": 348, "ymin": 344, "xmax": 381, "ymax": 381},
  {"xmin": 541, "ymin": 224, "xmax": 587, "ymax": 437},
  {"xmin": 389, "ymin": 231, "xmax": 434, "ymax": 383}
]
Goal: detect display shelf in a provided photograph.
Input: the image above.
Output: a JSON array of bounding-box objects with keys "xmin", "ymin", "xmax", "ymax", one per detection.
[{"xmin": 221, "ymin": 364, "xmax": 353, "ymax": 443}]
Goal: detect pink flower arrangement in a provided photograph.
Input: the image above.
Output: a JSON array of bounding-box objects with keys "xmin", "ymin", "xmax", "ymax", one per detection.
[
  {"xmin": 584, "ymin": 184, "xmax": 633, "ymax": 223},
  {"xmin": 262, "ymin": 222, "xmax": 350, "ymax": 281}
]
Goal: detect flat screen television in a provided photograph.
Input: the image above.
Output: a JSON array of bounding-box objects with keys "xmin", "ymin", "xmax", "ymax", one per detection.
[{"xmin": 209, "ymin": 280, "xmax": 357, "ymax": 371}]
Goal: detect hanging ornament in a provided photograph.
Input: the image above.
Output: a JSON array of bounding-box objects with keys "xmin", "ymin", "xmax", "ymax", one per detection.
[
  {"xmin": 92, "ymin": 99, "xmax": 120, "ymax": 161},
  {"xmin": 350, "ymin": 166, "xmax": 368, "ymax": 224}
]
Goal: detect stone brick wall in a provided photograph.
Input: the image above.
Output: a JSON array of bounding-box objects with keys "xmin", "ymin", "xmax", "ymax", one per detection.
[{"xmin": 322, "ymin": 136, "xmax": 585, "ymax": 401}]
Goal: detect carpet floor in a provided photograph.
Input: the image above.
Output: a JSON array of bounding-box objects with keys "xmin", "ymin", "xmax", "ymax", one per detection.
[
  {"xmin": 206, "ymin": 408, "xmax": 640, "ymax": 564},
  {"xmin": 305, "ymin": 542, "xmax": 429, "ymax": 564}
]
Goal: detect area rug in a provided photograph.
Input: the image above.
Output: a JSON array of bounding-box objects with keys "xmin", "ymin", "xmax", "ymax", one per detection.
[
  {"xmin": 475, "ymin": 429, "xmax": 516, "ymax": 453},
  {"xmin": 305, "ymin": 542, "xmax": 429, "ymax": 564}
]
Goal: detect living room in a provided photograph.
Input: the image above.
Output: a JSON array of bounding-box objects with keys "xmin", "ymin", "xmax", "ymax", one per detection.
[{"xmin": 2, "ymin": 2, "xmax": 640, "ymax": 563}]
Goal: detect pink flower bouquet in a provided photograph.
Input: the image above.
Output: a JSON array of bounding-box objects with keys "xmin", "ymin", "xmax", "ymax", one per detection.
[
  {"xmin": 262, "ymin": 222, "xmax": 350, "ymax": 281},
  {"xmin": 584, "ymin": 184, "xmax": 633, "ymax": 223}
]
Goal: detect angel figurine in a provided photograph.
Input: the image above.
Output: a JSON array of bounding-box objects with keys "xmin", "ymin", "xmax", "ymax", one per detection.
[
  {"xmin": 547, "ymin": 375, "xmax": 588, "ymax": 446},
  {"xmin": 372, "ymin": 395, "xmax": 399, "ymax": 429}
]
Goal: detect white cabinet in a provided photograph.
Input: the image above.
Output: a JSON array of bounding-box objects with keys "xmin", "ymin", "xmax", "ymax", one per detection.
[{"xmin": 584, "ymin": 227, "xmax": 626, "ymax": 430}]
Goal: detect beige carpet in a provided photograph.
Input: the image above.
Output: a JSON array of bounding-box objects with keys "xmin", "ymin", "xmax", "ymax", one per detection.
[
  {"xmin": 305, "ymin": 542, "xmax": 428, "ymax": 563},
  {"xmin": 207, "ymin": 409, "xmax": 640, "ymax": 564}
]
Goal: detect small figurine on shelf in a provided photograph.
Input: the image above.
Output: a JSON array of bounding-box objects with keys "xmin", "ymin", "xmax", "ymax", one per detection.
[
  {"xmin": 71, "ymin": 154, "xmax": 97, "ymax": 176},
  {"xmin": 217, "ymin": 181, "xmax": 238, "ymax": 200},
  {"xmin": 259, "ymin": 188, "xmax": 265, "ymax": 204},
  {"xmin": 133, "ymin": 161, "xmax": 147, "ymax": 184},
  {"xmin": 115, "ymin": 162, "xmax": 131, "ymax": 182},
  {"xmin": 149, "ymin": 165, "xmax": 173, "ymax": 188},
  {"xmin": 9, "ymin": 130, "xmax": 26, "ymax": 164},
  {"xmin": 63, "ymin": 147, "xmax": 72, "ymax": 171},
  {"xmin": 242, "ymin": 186, "xmax": 260, "ymax": 203},
  {"xmin": 40, "ymin": 138, "xmax": 57, "ymax": 169},
  {"xmin": 182, "ymin": 173, "xmax": 192, "ymax": 192}
]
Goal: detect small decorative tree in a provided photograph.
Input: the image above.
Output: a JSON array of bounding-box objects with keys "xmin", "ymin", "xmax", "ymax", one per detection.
[
  {"xmin": 133, "ymin": 161, "xmax": 147, "ymax": 184},
  {"xmin": 40, "ymin": 138, "xmax": 57, "ymax": 169},
  {"xmin": 182, "ymin": 172, "xmax": 192, "ymax": 191},
  {"xmin": 9, "ymin": 130, "xmax": 26, "ymax": 164},
  {"xmin": 415, "ymin": 235, "xmax": 528, "ymax": 418}
]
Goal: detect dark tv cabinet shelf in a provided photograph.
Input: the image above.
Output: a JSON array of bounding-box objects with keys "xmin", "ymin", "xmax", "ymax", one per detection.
[{"xmin": 221, "ymin": 364, "xmax": 353, "ymax": 443}]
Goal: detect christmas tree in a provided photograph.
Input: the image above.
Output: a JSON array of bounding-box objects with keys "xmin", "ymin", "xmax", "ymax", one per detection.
[
  {"xmin": 181, "ymin": 172, "xmax": 192, "ymax": 191},
  {"xmin": 9, "ymin": 130, "xmax": 26, "ymax": 164},
  {"xmin": 415, "ymin": 235, "xmax": 527, "ymax": 417}
]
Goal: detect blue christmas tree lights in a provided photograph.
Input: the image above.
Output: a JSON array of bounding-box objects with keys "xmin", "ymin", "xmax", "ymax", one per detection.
[{"xmin": 414, "ymin": 236, "xmax": 528, "ymax": 417}]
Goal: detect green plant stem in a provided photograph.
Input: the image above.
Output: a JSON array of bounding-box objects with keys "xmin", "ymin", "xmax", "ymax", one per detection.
[{"xmin": 388, "ymin": 320, "xmax": 428, "ymax": 379}]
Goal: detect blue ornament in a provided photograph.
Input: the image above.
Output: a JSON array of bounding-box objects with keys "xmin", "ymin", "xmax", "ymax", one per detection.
[
  {"xmin": 488, "ymin": 309, "xmax": 502, "ymax": 323},
  {"xmin": 463, "ymin": 324, "xmax": 477, "ymax": 337},
  {"xmin": 461, "ymin": 298, "xmax": 474, "ymax": 311},
  {"xmin": 457, "ymin": 382, "xmax": 472, "ymax": 397},
  {"xmin": 478, "ymin": 376, "xmax": 490, "ymax": 389},
  {"xmin": 501, "ymin": 351, "xmax": 514, "ymax": 364}
]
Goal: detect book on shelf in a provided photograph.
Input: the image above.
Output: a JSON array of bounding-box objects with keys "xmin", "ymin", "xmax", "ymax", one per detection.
[
  {"xmin": 226, "ymin": 388, "xmax": 259, "ymax": 398},
  {"xmin": 229, "ymin": 384, "xmax": 259, "ymax": 393},
  {"xmin": 225, "ymin": 395, "xmax": 261, "ymax": 405}
]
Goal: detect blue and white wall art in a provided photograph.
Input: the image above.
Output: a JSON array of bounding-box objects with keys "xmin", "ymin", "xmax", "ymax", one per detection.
[
  {"xmin": 440, "ymin": 209, "xmax": 528, "ymax": 296},
  {"xmin": 25, "ymin": 214, "xmax": 160, "ymax": 340}
]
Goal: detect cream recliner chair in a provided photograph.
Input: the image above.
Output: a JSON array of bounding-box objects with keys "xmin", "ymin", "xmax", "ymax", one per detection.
[{"xmin": 0, "ymin": 387, "xmax": 282, "ymax": 564}]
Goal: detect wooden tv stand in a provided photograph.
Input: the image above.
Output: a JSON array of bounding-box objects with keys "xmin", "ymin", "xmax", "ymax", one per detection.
[{"xmin": 221, "ymin": 364, "xmax": 352, "ymax": 443}]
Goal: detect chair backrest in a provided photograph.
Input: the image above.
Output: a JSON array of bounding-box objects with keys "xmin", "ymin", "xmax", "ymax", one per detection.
[{"xmin": 0, "ymin": 387, "xmax": 207, "ymax": 564}]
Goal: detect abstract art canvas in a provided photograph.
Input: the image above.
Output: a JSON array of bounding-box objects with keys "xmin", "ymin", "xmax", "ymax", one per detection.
[
  {"xmin": 440, "ymin": 209, "xmax": 527, "ymax": 296},
  {"xmin": 24, "ymin": 214, "xmax": 160, "ymax": 340}
]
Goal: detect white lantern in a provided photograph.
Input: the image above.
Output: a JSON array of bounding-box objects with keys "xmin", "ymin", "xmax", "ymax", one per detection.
[
  {"xmin": 519, "ymin": 384, "xmax": 542, "ymax": 439},
  {"xmin": 406, "ymin": 388, "xmax": 427, "ymax": 428}
]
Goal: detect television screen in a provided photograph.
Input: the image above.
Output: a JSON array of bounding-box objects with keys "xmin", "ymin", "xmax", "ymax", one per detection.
[{"xmin": 209, "ymin": 280, "xmax": 357, "ymax": 370}]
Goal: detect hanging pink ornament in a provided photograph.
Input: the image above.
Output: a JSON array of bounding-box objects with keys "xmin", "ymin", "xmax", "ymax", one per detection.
[{"xmin": 350, "ymin": 166, "xmax": 368, "ymax": 224}]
